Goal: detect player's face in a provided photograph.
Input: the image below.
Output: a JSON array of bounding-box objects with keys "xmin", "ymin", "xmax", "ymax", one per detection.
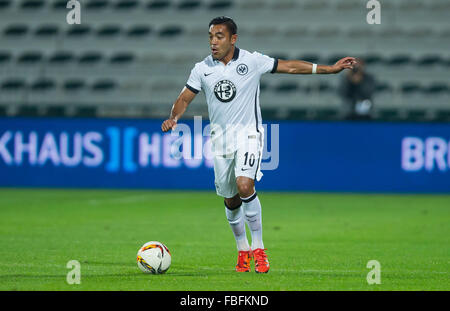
[{"xmin": 209, "ymin": 24, "xmax": 237, "ymax": 60}]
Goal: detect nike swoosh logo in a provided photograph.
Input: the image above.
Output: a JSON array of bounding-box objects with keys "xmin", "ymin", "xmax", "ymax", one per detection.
[
  {"xmin": 241, "ymin": 168, "xmax": 251, "ymax": 171},
  {"xmin": 204, "ymin": 72, "xmax": 214, "ymax": 76}
]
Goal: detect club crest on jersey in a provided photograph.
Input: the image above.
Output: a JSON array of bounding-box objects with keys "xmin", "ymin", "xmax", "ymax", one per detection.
[
  {"xmin": 236, "ymin": 63, "xmax": 248, "ymax": 75},
  {"xmin": 214, "ymin": 80, "xmax": 236, "ymax": 103}
]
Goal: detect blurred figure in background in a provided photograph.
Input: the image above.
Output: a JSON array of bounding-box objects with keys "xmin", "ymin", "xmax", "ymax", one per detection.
[{"xmin": 338, "ymin": 59, "xmax": 376, "ymax": 120}]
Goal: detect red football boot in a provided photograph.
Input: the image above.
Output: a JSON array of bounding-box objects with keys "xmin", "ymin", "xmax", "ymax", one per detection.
[
  {"xmin": 253, "ymin": 248, "xmax": 270, "ymax": 273},
  {"xmin": 235, "ymin": 250, "xmax": 252, "ymax": 272}
]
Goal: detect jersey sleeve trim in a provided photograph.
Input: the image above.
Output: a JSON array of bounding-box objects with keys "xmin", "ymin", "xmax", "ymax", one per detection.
[
  {"xmin": 185, "ymin": 84, "xmax": 200, "ymax": 94},
  {"xmin": 270, "ymin": 58, "xmax": 278, "ymax": 74}
]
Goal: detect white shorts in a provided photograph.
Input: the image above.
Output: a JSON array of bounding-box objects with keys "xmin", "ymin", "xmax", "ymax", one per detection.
[{"xmin": 213, "ymin": 132, "xmax": 263, "ymax": 198}]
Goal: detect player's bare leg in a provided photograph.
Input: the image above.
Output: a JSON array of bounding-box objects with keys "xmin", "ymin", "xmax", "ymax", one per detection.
[
  {"xmin": 224, "ymin": 194, "xmax": 252, "ymax": 272},
  {"xmin": 236, "ymin": 177, "xmax": 270, "ymax": 273}
]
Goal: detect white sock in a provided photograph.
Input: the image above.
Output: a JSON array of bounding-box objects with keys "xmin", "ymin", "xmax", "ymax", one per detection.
[
  {"xmin": 225, "ymin": 202, "xmax": 250, "ymax": 251},
  {"xmin": 241, "ymin": 192, "xmax": 264, "ymax": 250}
]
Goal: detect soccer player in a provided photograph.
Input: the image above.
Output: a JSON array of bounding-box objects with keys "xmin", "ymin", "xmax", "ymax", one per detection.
[{"xmin": 161, "ymin": 16, "xmax": 356, "ymax": 273}]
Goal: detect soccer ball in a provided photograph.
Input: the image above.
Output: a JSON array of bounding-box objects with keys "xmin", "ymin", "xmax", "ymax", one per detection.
[{"xmin": 137, "ymin": 241, "xmax": 171, "ymax": 274}]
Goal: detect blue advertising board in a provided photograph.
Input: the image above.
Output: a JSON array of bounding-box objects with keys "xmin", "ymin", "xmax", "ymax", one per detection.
[{"xmin": 0, "ymin": 117, "xmax": 449, "ymax": 193}]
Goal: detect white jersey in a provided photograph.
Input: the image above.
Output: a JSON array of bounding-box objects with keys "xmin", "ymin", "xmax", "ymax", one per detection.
[{"xmin": 185, "ymin": 47, "xmax": 278, "ymax": 155}]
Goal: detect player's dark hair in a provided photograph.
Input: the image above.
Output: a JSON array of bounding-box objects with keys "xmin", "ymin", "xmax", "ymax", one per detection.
[{"xmin": 209, "ymin": 16, "xmax": 237, "ymax": 36}]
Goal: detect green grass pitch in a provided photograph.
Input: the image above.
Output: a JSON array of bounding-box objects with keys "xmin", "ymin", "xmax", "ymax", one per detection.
[{"xmin": 0, "ymin": 189, "xmax": 449, "ymax": 291}]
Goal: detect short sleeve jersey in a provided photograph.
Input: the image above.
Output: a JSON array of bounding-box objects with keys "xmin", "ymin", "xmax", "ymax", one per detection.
[{"xmin": 185, "ymin": 47, "xmax": 278, "ymax": 155}]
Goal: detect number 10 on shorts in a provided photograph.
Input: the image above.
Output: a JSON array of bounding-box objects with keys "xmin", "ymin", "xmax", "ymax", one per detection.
[{"xmin": 243, "ymin": 152, "xmax": 256, "ymax": 167}]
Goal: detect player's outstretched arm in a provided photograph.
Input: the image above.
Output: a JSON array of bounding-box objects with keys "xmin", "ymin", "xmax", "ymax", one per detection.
[
  {"xmin": 161, "ymin": 87, "xmax": 197, "ymax": 132},
  {"xmin": 276, "ymin": 57, "xmax": 356, "ymax": 74}
]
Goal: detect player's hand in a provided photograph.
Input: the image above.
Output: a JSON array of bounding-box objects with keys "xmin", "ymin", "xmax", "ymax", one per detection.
[
  {"xmin": 332, "ymin": 57, "xmax": 357, "ymax": 73},
  {"xmin": 161, "ymin": 118, "xmax": 177, "ymax": 132}
]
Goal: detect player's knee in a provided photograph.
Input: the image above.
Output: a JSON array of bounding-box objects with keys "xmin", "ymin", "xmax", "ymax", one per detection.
[
  {"xmin": 224, "ymin": 194, "xmax": 241, "ymax": 210},
  {"xmin": 236, "ymin": 179, "xmax": 254, "ymax": 198}
]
